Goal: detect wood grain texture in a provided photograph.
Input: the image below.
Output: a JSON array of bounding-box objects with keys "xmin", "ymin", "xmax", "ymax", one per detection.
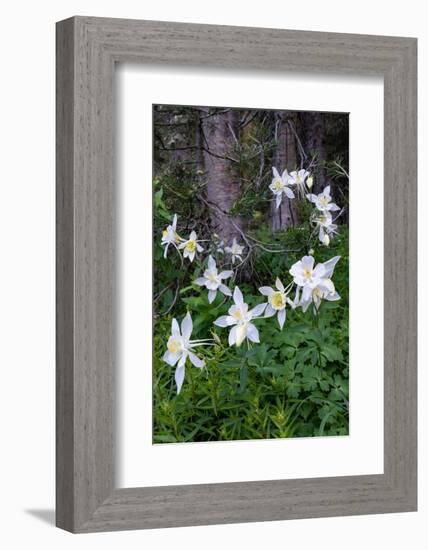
[{"xmin": 56, "ymin": 16, "xmax": 417, "ymax": 533}]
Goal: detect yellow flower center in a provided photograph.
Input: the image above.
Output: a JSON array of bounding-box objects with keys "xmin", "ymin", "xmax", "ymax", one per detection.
[
  {"xmin": 319, "ymin": 196, "xmax": 329, "ymax": 207},
  {"xmin": 274, "ymin": 179, "xmax": 283, "ymax": 190},
  {"xmin": 162, "ymin": 229, "xmax": 168, "ymax": 238},
  {"xmin": 271, "ymin": 291, "xmax": 286, "ymax": 310},
  {"xmin": 186, "ymin": 240, "xmax": 196, "ymax": 252},
  {"xmin": 303, "ymin": 268, "xmax": 313, "ymax": 280},
  {"xmin": 167, "ymin": 337, "xmax": 183, "ymax": 354},
  {"xmin": 232, "ymin": 309, "xmax": 243, "ymax": 320},
  {"xmin": 207, "ymin": 272, "xmax": 218, "ymax": 283}
]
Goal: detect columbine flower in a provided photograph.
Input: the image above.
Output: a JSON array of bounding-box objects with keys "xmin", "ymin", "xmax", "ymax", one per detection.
[
  {"xmin": 178, "ymin": 230, "xmax": 204, "ymax": 262},
  {"xmin": 288, "ymin": 169, "xmax": 311, "ymax": 198},
  {"xmin": 259, "ymin": 277, "xmax": 295, "ymax": 329},
  {"xmin": 269, "ymin": 167, "xmax": 295, "ymax": 209},
  {"xmin": 214, "ymin": 235, "xmax": 225, "ymax": 255},
  {"xmin": 307, "ymin": 185, "xmax": 340, "ymax": 213},
  {"xmin": 225, "ymin": 238, "xmax": 245, "ymax": 264},
  {"xmin": 295, "ymin": 256, "xmax": 341, "ymax": 312},
  {"xmin": 214, "ymin": 287, "xmax": 266, "ymax": 347},
  {"xmin": 161, "ymin": 214, "xmax": 181, "ymax": 258},
  {"xmin": 312, "ymin": 211, "xmax": 338, "ymax": 246},
  {"xmin": 290, "ymin": 255, "xmax": 341, "ymax": 310},
  {"xmin": 163, "ymin": 313, "xmax": 212, "ymax": 394},
  {"xmin": 194, "ymin": 255, "xmax": 233, "ymax": 303}
]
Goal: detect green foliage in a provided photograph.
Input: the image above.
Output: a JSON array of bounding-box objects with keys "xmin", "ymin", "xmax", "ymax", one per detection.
[{"xmin": 153, "ymin": 216, "xmax": 349, "ymax": 442}]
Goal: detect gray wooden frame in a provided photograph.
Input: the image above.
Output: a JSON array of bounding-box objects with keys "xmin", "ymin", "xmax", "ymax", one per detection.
[{"xmin": 56, "ymin": 16, "xmax": 417, "ymax": 533}]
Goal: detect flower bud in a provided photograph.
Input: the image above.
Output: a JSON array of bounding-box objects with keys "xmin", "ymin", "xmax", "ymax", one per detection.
[
  {"xmin": 212, "ymin": 332, "xmax": 222, "ymax": 345},
  {"xmin": 307, "ymin": 176, "xmax": 314, "ymax": 189}
]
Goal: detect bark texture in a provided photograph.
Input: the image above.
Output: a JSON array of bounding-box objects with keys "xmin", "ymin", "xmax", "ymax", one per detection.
[
  {"xmin": 301, "ymin": 111, "xmax": 327, "ymax": 194},
  {"xmin": 201, "ymin": 109, "xmax": 243, "ymax": 243}
]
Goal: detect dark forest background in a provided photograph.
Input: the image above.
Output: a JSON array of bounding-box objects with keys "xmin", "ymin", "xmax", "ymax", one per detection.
[{"xmin": 153, "ymin": 105, "xmax": 348, "ymax": 244}]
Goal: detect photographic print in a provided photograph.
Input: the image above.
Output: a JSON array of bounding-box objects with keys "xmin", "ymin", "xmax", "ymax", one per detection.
[{"xmin": 153, "ymin": 104, "xmax": 349, "ymax": 443}]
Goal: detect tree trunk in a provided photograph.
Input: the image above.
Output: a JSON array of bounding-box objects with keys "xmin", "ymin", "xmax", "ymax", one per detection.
[
  {"xmin": 201, "ymin": 109, "xmax": 243, "ymax": 243},
  {"xmin": 301, "ymin": 111, "xmax": 327, "ymax": 194},
  {"xmin": 271, "ymin": 112, "xmax": 299, "ymax": 231}
]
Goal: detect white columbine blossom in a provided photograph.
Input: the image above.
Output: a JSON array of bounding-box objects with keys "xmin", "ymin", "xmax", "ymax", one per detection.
[
  {"xmin": 161, "ymin": 214, "xmax": 181, "ymax": 258},
  {"xmin": 178, "ymin": 230, "xmax": 204, "ymax": 262},
  {"xmin": 288, "ymin": 169, "xmax": 311, "ymax": 199},
  {"xmin": 225, "ymin": 238, "xmax": 245, "ymax": 264},
  {"xmin": 307, "ymin": 185, "xmax": 340, "ymax": 213},
  {"xmin": 269, "ymin": 167, "xmax": 295, "ymax": 209},
  {"xmin": 290, "ymin": 255, "xmax": 341, "ymax": 312},
  {"xmin": 194, "ymin": 255, "xmax": 233, "ymax": 303},
  {"xmin": 163, "ymin": 313, "xmax": 212, "ymax": 394},
  {"xmin": 312, "ymin": 210, "xmax": 338, "ymax": 246},
  {"xmin": 259, "ymin": 277, "xmax": 295, "ymax": 330},
  {"xmin": 214, "ymin": 287, "xmax": 266, "ymax": 347}
]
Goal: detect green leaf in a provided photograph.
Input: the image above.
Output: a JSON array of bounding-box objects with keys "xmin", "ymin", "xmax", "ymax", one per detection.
[{"xmin": 239, "ymin": 365, "xmax": 249, "ymax": 393}]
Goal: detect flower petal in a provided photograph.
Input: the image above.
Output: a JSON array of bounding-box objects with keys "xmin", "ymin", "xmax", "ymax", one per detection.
[
  {"xmin": 163, "ymin": 350, "xmax": 180, "ymax": 366},
  {"xmin": 302, "ymin": 286, "xmax": 312, "ymax": 302},
  {"xmin": 301, "ymin": 256, "xmax": 315, "ymax": 271},
  {"xmin": 233, "ymin": 286, "xmax": 244, "ymax": 306},
  {"xmin": 171, "ymin": 318, "xmax": 180, "ymax": 336},
  {"xmin": 250, "ymin": 303, "xmax": 267, "ymax": 318},
  {"xmin": 325, "ymin": 291, "xmax": 341, "ymax": 301},
  {"xmin": 219, "ymin": 284, "xmax": 232, "ymax": 296},
  {"xmin": 228, "ymin": 325, "xmax": 237, "ymax": 346},
  {"xmin": 278, "ymin": 308, "xmax": 286, "ymax": 330},
  {"xmin": 313, "ymin": 263, "xmax": 326, "ymax": 279},
  {"xmin": 219, "ymin": 270, "xmax": 233, "ymax": 279},
  {"xmin": 272, "ymin": 166, "xmax": 280, "ymax": 178},
  {"xmin": 208, "ymin": 255, "xmax": 216, "ymax": 270},
  {"xmin": 284, "ymin": 187, "xmax": 295, "ymax": 199},
  {"xmin": 181, "ymin": 313, "xmax": 193, "ymax": 340},
  {"xmin": 322, "ymin": 256, "xmax": 341, "ymax": 278},
  {"xmin": 205, "ymin": 280, "xmax": 219, "ymax": 291},
  {"xmin": 246, "ymin": 323, "xmax": 260, "ymax": 343},
  {"xmin": 188, "ymin": 352, "xmax": 205, "ymax": 369},
  {"xmin": 175, "ymin": 364, "xmax": 185, "ymax": 394},
  {"xmin": 214, "ymin": 315, "xmax": 235, "ymax": 327},
  {"xmin": 235, "ymin": 324, "xmax": 247, "ymax": 346},
  {"xmin": 259, "ymin": 286, "xmax": 274, "ymax": 296},
  {"xmin": 264, "ymin": 304, "xmax": 276, "ymax": 318},
  {"xmin": 208, "ymin": 289, "xmax": 217, "ymax": 303},
  {"xmin": 194, "ymin": 277, "xmax": 207, "ymax": 287},
  {"xmin": 275, "ymin": 278, "xmax": 285, "ymax": 292},
  {"xmin": 276, "ymin": 194, "xmax": 282, "ymax": 209}
]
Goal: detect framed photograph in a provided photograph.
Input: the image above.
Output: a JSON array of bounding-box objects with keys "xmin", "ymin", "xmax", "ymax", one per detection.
[{"xmin": 56, "ymin": 16, "xmax": 417, "ymax": 533}]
